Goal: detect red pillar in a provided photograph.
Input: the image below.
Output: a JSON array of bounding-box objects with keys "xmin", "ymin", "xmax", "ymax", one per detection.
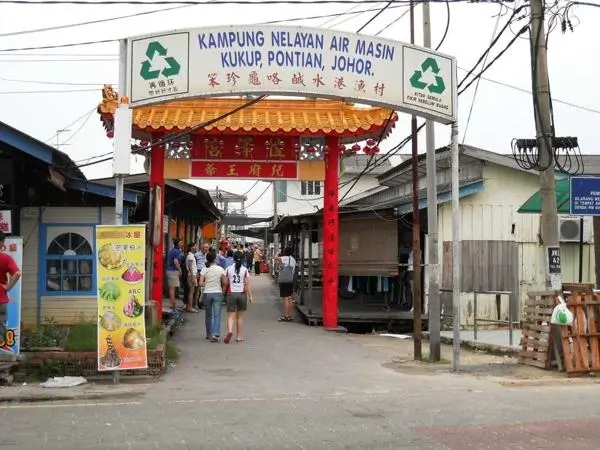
[
  {"xmin": 322, "ymin": 136, "xmax": 339, "ymax": 329},
  {"xmin": 150, "ymin": 137, "xmax": 165, "ymax": 320}
]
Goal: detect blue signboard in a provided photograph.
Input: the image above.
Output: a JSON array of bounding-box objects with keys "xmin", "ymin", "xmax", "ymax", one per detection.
[{"xmin": 570, "ymin": 176, "xmax": 600, "ymax": 216}]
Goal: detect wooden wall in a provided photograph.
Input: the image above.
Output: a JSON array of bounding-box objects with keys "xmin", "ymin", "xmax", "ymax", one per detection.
[{"xmin": 441, "ymin": 240, "xmax": 519, "ymax": 321}]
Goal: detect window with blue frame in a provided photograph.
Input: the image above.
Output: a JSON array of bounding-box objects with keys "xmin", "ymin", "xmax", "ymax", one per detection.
[{"xmin": 42, "ymin": 225, "xmax": 95, "ymax": 295}]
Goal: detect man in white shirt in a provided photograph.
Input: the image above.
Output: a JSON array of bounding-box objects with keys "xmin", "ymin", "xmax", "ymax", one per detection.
[
  {"xmin": 184, "ymin": 243, "xmax": 199, "ymax": 313},
  {"xmin": 194, "ymin": 243, "xmax": 209, "ymax": 309}
]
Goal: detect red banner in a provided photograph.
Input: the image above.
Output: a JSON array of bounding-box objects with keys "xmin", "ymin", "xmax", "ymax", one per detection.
[
  {"xmin": 191, "ymin": 161, "xmax": 298, "ymax": 180},
  {"xmin": 191, "ymin": 135, "xmax": 299, "ymax": 161}
]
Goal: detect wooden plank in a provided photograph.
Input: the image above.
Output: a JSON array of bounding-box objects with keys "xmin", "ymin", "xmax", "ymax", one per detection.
[
  {"xmin": 523, "ymin": 306, "xmax": 554, "ymax": 315},
  {"xmin": 519, "ymin": 350, "xmax": 549, "ymax": 361},
  {"xmin": 585, "ymin": 293, "xmax": 600, "ymax": 370},
  {"xmin": 573, "ymin": 295, "xmax": 589, "ymax": 370}
]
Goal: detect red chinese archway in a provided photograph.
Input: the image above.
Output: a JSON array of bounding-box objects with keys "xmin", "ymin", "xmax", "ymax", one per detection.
[{"xmin": 98, "ymin": 89, "xmax": 397, "ymax": 328}]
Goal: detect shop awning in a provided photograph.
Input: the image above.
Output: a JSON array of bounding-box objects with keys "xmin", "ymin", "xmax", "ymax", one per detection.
[
  {"xmin": 396, "ymin": 180, "xmax": 485, "ymax": 215},
  {"xmin": 518, "ymin": 178, "xmax": 570, "ymax": 214}
]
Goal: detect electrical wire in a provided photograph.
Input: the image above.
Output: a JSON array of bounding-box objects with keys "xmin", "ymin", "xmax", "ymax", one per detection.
[
  {"xmin": 357, "ymin": 0, "xmax": 394, "ymax": 33},
  {"xmin": 337, "ymin": 0, "xmax": 450, "ymax": 204},
  {"xmin": 0, "ymin": 4, "xmax": 195, "ymax": 38},
  {"xmin": 242, "ymin": 183, "xmax": 272, "ymax": 209},
  {"xmin": 0, "ymin": 75, "xmax": 111, "ymax": 86},
  {"xmin": 461, "ymin": 4, "xmax": 502, "ymax": 144},
  {"xmin": 42, "ymin": 107, "xmax": 97, "ymax": 142},
  {"xmin": 0, "ymin": 0, "xmax": 475, "ymax": 5}
]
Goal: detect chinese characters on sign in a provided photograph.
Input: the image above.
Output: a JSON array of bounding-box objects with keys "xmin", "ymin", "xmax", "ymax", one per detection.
[
  {"xmin": 191, "ymin": 161, "xmax": 298, "ymax": 179},
  {"xmin": 0, "ymin": 238, "xmax": 22, "ymax": 355},
  {"xmin": 190, "ymin": 135, "xmax": 298, "ymax": 160},
  {"xmin": 96, "ymin": 225, "xmax": 148, "ymax": 372},
  {"xmin": 204, "ymin": 71, "xmax": 386, "ymax": 97}
]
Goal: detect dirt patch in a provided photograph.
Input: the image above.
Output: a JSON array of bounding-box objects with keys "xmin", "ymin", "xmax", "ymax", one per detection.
[{"xmin": 346, "ymin": 333, "xmax": 568, "ymax": 383}]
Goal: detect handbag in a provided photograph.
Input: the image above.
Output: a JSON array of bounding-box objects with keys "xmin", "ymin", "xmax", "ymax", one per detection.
[{"xmin": 277, "ymin": 258, "xmax": 295, "ymax": 284}]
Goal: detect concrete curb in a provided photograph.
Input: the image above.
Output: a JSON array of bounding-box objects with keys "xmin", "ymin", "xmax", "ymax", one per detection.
[
  {"xmin": 423, "ymin": 333, "xmax": 520, "ymax": 357},
  {"xmin": 0, "ymin": 385, "xmax": 150, "ymax": 404}
]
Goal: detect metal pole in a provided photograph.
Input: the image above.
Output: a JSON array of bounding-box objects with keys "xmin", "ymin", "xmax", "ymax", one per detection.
[
  {"xmin": 422, "ymin": 0, "xmax": 440, "ymax": 362},
  {"xmin": 273, "ymin": 181, "xmax": 279, "ymax": 260},
  {"xmin": 409, "ymin": 0, "xmax": 422, "ymax": 360},
  {"xmin": 530, "ymin": 0, "xmax": 561, "ymax": 290},
  {"xmin": 111, "ymin": 38, "xmax": 129, "ymax": 385},
  {"xmin": 450, "ymin": 120, "xmax": 461, "ymax": 372}
]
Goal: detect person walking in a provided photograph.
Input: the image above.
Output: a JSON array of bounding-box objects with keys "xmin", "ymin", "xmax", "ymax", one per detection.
[
  {"xmin": 166, "ymin": 239, "xmax": 183, "ymax": 309},
  {"xmin": 223, "ymin": 251, "xmax": 253, "ymax": 344},
  {"xmin": 275, "ymin": 247, "xmax": 296, "ymax": 322},
  {"xmin": 199, "ymin": 251, "xmax": 226, "ymax": 342},
  {"xmin": 253, "ymin": 245, "xmax": 262, "ymax": 276},
  {"xmin": 184, "ymin": 243, "xmax": 199, "ymax": 313},
  {"xmin": 194, "ymin": 243, "xmax": 209, "ymax": 309}
]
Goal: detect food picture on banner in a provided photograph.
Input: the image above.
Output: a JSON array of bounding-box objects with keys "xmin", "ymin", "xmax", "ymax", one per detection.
[
  {"xmin": 0, "ymin": 231, "xmax": 22, "ymax": 354},
  {"xmin": 96, "ymin": 226, "xmax": 148, "ymax": 371}
]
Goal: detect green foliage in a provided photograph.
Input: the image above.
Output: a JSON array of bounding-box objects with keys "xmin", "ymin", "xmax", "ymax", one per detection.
[
  {"xmin": 146, "ymin": 324, "xmax": 162, "ymax": 351},
  {"xmin": 165, "ymin": 339, "xmax": 181, "ymax": 362},
  {"xmin": 23, "ymin": 317, "xmax": 65, "ymax": 349},
  {"xmin": 38, "ymin": 359, "xmax": 65, "ymax": 379},
  {"xmin": 65, "ymin": 320, "xmax": 97, "ymax": 352}
]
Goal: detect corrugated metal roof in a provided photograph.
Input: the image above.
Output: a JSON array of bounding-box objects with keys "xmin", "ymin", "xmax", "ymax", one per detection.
[{"xmin": 341, "ymin": 154, "xmax": 393, "ymax": 175}]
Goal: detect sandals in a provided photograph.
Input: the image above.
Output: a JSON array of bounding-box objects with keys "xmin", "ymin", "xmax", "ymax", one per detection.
[
  {"xmin": 224, "ymin": 332, "xmax": 233, "ymax": 344},
  {"xmin": 278, "ymin": 316, "xmax": 293, "ymax": 322}
]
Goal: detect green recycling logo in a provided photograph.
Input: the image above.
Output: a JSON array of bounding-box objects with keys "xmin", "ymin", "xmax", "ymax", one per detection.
[
  {"xmin": 409, "ymin": 57, "xmax": 445, "ymax": 95},
  {"xmin": 140, "ymin": 41, "xmax": 181, "ymax": 81}
]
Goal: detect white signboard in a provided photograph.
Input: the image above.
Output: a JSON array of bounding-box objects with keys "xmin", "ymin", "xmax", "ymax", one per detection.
[
  {"xmin": 127, "ymin": 26, "xmax": 457, "ymax": 124},
  {"xmin": 0, "ymin": 210, "xmax": 11, "ymax": 234}
]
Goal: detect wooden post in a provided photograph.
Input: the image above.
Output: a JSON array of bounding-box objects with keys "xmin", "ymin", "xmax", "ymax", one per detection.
[
  {"xmin": 594, "ymin": 217, "xmax": 600, "ymax": 289},
  {"xmin": 150, "ymin": 137, "xmax": 165, "ymax": 321},
  {"xmin": 322, "ymin": 136, "xmax": 339, "ymax": 329}
]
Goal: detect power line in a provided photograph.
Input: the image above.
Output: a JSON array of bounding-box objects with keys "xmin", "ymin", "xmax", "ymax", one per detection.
[
  {"xmin": 462, "ymin": 4, "xmax": 502, "ymax": 144},
  {"xmin": 0, "ymin": 58, "xmax": 117, "ymax": 62},
  {"xmin": 43, "ymin": 107, "xmax": 97, "ymax": 142},
  {"xmin": 0, "ymin": 88, "xmax": 98, "ymax": 94},
  {"xmin": 0, "ymin": 75, "xmax": 112, "ymax": 86},
  {"xmin": 243, "ymin": 183, "xmax": 272, "ymax": 209},
  {"xmin": 0, "ymin": 4, "xmax": 195, "ymax": 38},
  {"xmin": 0, "ymin": 0, "xmax": 476, "ymax": 4},
  {"xmin": 0, "ymin": 3, "xmax": 410, "ymax": 50}
]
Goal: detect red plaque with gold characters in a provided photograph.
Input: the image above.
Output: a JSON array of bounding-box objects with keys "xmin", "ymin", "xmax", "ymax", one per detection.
[{"xmin": 191, "ymin": 161, "xmax": 297, "ymax": 180}]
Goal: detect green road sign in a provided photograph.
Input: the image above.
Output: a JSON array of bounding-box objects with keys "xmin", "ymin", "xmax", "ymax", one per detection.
[
  {"xmin": 409, "ymin": 57, "xmax": 446, "ymax": 95},
  {"xmin": 140, "ymin": 41, "xmax": 181, "ymax": 81}
]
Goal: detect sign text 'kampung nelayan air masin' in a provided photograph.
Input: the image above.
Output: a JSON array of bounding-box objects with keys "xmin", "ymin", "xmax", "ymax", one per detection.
[
  {"xmin": 198, "ymin": 29, "xmax": 393, "ymax": 97},
  {"xmin": 129, "ymin": 26, "xmax": 456, "ymax": 123}
]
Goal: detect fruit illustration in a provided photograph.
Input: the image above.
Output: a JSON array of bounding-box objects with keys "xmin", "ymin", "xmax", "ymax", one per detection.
[{"xmin": 122, "ymin": 264, "xmax": 143, "ymax": 284}]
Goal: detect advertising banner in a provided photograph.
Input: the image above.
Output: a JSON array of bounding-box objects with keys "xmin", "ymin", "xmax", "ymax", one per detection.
[
  {"xmin": 96, "ymin": 225, "xmax": 147, "ymax": 371},
  {"xmin": 0, "ymin": 237, "xmax": 22, "ymax": 356}
]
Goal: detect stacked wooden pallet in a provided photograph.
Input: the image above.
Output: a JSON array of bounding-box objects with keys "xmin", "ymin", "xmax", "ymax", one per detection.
[
  {"xmin": 561, "ymin": 293, "xmax": 600, "ymax": 377},
  {"xmin": 519, "ymin": 291, "xmax": 557, "ymax": 369}
]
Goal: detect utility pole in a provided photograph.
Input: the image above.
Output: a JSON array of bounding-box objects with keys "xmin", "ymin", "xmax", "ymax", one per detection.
[
  {"xmin": 422, "ymin": 1, "xmax": 441, "ymax": 362},
  {"xmin": 530, "ymin": 0, "xmax": 562, "ymax": 290},
  {"xmin": 409, "ymin": 1, "xmax": 422, "ymax": 360},
  {"xmin": 272, "ymin": 181, "xmax": 279, "ymax": 260}
]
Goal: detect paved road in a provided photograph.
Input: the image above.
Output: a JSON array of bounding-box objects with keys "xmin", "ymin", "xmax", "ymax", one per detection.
[{"xmin": 2, "ymin": 275, "xmax": 600, "ymax": 449}]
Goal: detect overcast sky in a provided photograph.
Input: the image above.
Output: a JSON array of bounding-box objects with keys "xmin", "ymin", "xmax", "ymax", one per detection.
[{"xmin": 0, "ymin": 1, "xmax": 598, "ymax": 218}]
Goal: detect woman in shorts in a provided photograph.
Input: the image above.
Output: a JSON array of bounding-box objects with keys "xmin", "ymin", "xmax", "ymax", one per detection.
[
  {"xmin": 224, "ymin": 251, "xmax": 253, "ymax": 343},
  {"xmin": 275, "ymin": 247, "xmax": 296, "ymax": 322}
]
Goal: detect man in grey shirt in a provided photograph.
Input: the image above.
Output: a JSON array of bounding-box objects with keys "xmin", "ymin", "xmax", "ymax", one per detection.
[{"xmin": 194, "ymin": 243, "xmax": 209, "ymax": 309}]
